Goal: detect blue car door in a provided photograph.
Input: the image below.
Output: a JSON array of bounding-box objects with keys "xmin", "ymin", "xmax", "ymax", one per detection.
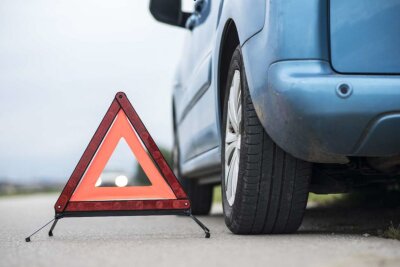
[{"xmin": 175, "ymin": 0, "xmax": 220, "ymax": 173}]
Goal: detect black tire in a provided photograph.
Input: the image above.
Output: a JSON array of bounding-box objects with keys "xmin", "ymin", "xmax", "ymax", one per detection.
[
  {"xmin": 172, "ymin": 135, "xmax": 213, "ymax": 215},
  {"xmin": 221, "ymin": 47, "xmax": 312, "ymax": 234}
]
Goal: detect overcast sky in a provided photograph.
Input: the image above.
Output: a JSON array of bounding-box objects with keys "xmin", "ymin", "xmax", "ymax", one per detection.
[{"xmin": 0, "ymin": 0, "xmax": 187, "ymax": 182}]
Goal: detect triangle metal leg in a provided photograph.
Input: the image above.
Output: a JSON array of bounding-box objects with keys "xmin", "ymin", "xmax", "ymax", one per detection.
[
  {"xmin": 25, "ymin": 211, "xmax": 210, "ymax": 241},
  {"xmin": 48, "ymin": 218, "xmax": 59, "ymax": 237},
  {"xmin": 188, "ymin": 213, "xmax": 210, "ymax": 238},
  {"xmin": 25, "ymin": 217, "xmax": 56, "ymax": 242}
]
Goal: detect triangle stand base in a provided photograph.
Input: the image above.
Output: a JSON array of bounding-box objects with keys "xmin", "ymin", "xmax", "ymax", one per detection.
[
  {"xmin": 25, "ymin": 210, "xmax": 210, "ymax": 242},
  {"xmin": 189, "ymin": 213, "xmax": 210, "ymax": 238}
]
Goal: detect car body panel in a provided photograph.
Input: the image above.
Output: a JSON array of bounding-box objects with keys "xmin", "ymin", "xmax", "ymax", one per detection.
[
  {"xmin": 241, "ymin": 0, "xmax": 329, "ymax": 112},
  {"xmin": 178, "ymin": 87, "xmax": 219, "ymax": 161},
  {"xmin": 355, "ymin": 114, "xmax": 400, "ymax": 155},
  {"xmin": 241, "ymin": 0, "xmax": 400, "ymax": 163},
  {"xmin": 330, "ymin": 0, "xmax": 400, "ymax": 74},
  {"xmin": 266, "ymin": 60, "xmax": 400, "ymax": 162},
  {"xmin": 174, "ymin": 0, "xmax": 266, "ymax": 177},
  {"xmin": 171, "ymin": 0, "xmax": 400, "ymax": 179}
]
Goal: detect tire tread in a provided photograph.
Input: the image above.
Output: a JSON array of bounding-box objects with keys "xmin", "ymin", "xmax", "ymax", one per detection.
[{"xmin": 223, "ymin": 47, "xmax": 311, "ymax": 234}]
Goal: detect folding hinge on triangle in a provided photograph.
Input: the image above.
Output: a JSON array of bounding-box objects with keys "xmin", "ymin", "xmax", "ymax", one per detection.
[{"xmin": 25, "ymin": 92, "xmax": 210, "ymax": 242}]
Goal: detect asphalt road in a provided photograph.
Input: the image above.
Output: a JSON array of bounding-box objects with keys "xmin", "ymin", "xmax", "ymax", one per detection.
[{"xmin": 0, "ymin": 194, "xmax": 399, "ymax": 267}]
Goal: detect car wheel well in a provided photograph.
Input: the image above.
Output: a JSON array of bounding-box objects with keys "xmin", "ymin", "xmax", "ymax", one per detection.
[{"xmin": 218, "ymin": 20, "xmax": 240, "ymax": 125}]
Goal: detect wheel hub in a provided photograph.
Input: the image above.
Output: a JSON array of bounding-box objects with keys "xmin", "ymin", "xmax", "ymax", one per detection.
[{"xmin": 224, "ymin": 70, "xmax": 242, "ymax": 206}]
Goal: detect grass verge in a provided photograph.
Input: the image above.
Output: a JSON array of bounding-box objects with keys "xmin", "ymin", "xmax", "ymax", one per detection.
[
  {"xmin": 213, "ymin": 186, "xmax": 222, "ymax": 203},
  {"xmin": 308, "ymin": 193, "xmax": 345, "ymax": 206},
  {"xmin": 380, "ymin": 222, "xmax": 400, "ymax": 241}
]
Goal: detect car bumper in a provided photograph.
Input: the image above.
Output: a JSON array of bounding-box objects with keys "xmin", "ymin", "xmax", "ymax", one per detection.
[{"xmin": 261, "ymin": 60, "xmax": 400, "ymax": 163}]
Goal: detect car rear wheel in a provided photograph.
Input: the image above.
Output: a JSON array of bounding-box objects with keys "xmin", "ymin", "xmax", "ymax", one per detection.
[
  {"xmin": 221, "ymin": 47, "xmax": 312, "ymax": 234},
  {"xmin": 172, "ymin": 136, "xmax": 213, "ymax": 215}
]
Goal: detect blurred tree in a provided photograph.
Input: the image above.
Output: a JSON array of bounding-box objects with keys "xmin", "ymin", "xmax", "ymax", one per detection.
[{"xmin": 133, "ymin": 147, "xmax": 172, "ymax": 185}]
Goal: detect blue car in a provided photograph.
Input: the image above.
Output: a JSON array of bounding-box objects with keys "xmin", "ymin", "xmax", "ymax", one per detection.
[{"xmin": 150, "ymin": 0, "xmax": 400, "ymax": 234}]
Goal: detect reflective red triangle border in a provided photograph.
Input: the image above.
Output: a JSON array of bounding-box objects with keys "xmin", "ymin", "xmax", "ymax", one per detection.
[{"xmin": 54, "ymin": 92, "xmax": 190, "ymax": 214}]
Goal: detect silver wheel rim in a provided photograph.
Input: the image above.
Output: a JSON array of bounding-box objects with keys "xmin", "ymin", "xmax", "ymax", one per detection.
[{"xmin": 225, "ymin": 70, "xmax": 242, "ymax": 206}]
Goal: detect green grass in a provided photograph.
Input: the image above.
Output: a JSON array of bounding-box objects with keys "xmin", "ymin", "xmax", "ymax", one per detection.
[
  {"xmin": 381, "ymin": 222, "xmax": 400, "ymax": 241},
  {"xmin": 213, "ymin": 187, "xmax": 344, "ymax": 205},
  {"xmin": 213, "ymin": 186, "xmax": 222, "ymax": 203},
  {"xmin": 308, "ymin": 193, "xmax": 345, "ymax": 206},
  {"xmin": 0, "ymin": 188, "xmax": 60, "ymax": 198}
]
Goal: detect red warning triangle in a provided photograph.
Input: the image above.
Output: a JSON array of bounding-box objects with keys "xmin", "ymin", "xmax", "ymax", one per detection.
[{"xmin": 54, "ymin": 92, "xmax": 190, "ymax": 214}]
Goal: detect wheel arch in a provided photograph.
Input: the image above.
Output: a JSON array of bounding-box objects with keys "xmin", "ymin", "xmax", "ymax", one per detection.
[{"xmin": 218, "ymin": 19, "xmax": 240, "ymax": 126}]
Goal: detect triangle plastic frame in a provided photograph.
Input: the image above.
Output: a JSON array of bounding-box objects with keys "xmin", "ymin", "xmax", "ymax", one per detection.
[
  {"xmin": 55, "ymin": 92, "xmax": 190, "ymax": 215},
  {"xmin": 24, "ymin": 92, "xmax": 210, "ymax": 242}
]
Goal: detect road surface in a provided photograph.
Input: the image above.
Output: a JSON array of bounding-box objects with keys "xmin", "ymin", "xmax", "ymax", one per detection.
[{"xmin": 0, "ymin": 194, "xmax": 399, "ymax": 267}]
